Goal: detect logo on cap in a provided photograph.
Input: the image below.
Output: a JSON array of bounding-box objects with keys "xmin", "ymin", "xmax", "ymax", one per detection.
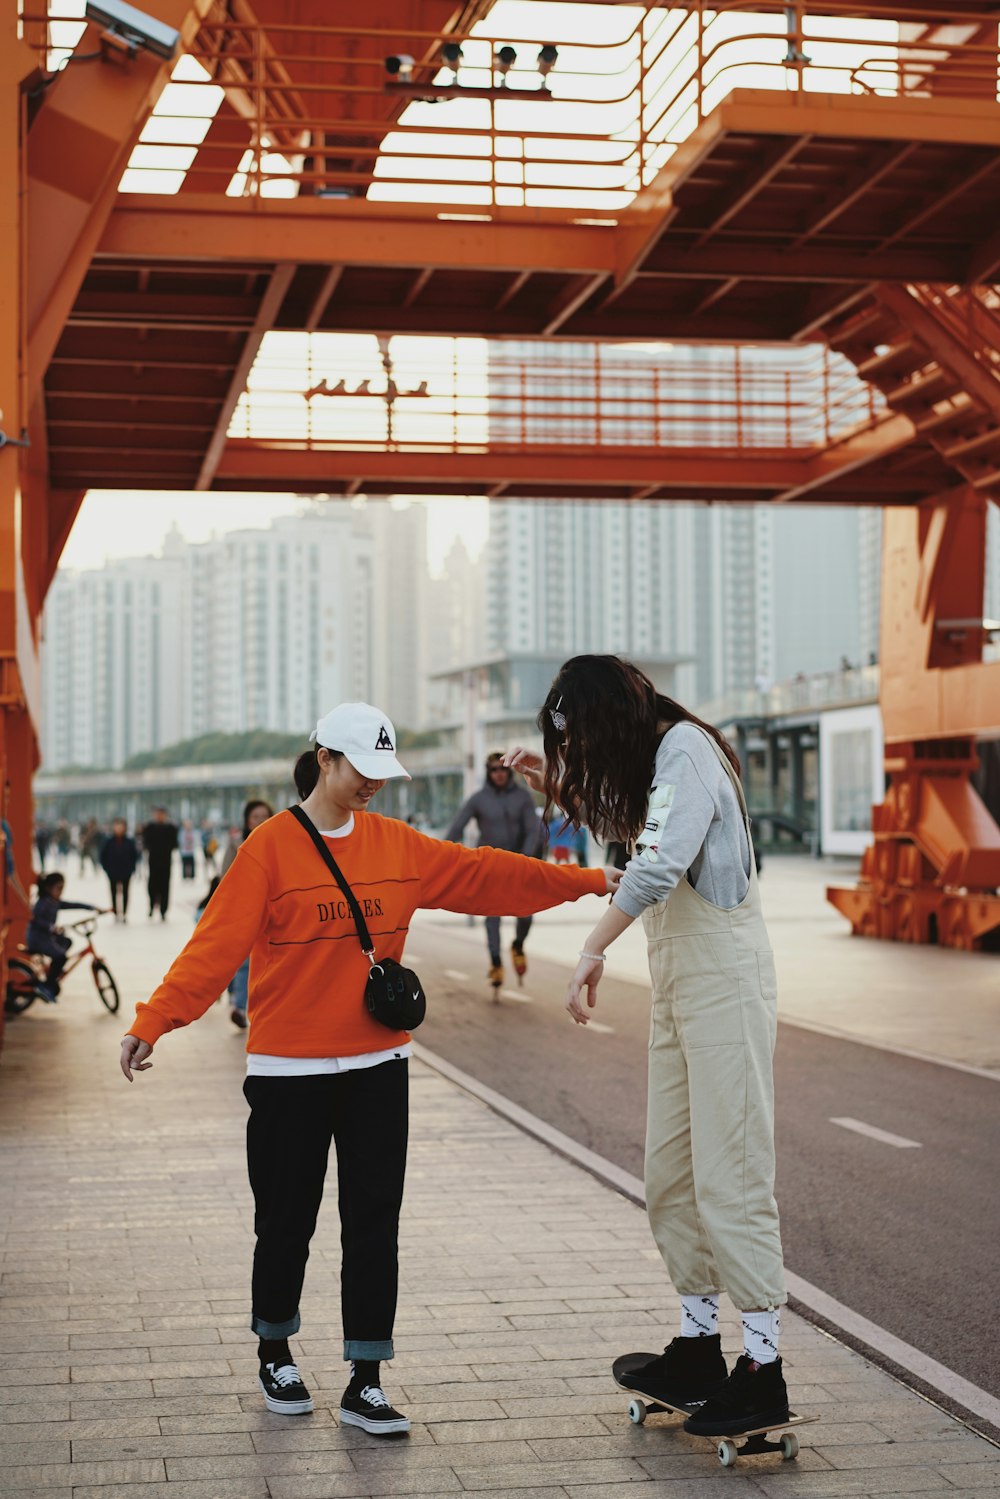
[{"xmin": 375, "ymin": 726, "xmax": 394, "ymax": 751}]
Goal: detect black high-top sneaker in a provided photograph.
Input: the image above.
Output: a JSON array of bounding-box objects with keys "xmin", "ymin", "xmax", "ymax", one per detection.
[
  {"xmin": 258, "ymin": 1360, "xmax": 314, "ymax": 1415},
  {"xmin": 613, "ymin": 1335, "xmax": 728, "ymax": 1408},
  {"xmin": 340, "ymin": 1382, "xmax": 411, "ymax": 1435},
  {"xmin": 683, "ymin": 1354, "xmax": 789, "ymax": 1436}
]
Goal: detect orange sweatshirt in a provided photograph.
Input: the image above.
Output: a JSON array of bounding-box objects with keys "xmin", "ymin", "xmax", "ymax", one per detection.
[{"xmin": 129, "ymin": 809, "xmax": 605, "ymax": 1056}]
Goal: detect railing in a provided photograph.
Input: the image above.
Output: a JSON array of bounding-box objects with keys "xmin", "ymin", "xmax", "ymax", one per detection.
[
  {"xmin": 230, "ymin": 337, "xmax": 886, "ymax": 453},
  {"xmin": 20, "ymin": 3, "xmax": 1000, "ymax": 209},
  {"xmin": 696, "ymin": 663, "xmax": 881, "ymax": 727}
]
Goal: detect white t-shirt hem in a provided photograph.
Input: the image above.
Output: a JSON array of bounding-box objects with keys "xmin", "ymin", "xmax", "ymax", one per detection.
[{"xmin": 246, "ymin": 1043, "xmax": 412, "ymax": 1077}]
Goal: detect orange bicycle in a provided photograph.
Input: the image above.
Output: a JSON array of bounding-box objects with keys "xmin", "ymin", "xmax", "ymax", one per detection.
[{"xmin": 5, "ymin": 914, "xmax": 120, "ymax": 1016}]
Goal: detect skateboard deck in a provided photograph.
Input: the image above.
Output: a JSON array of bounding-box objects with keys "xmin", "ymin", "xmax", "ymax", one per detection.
[{"xmin": 612, "ymin": 1352, "xmax": 817, "ymax": 1467}]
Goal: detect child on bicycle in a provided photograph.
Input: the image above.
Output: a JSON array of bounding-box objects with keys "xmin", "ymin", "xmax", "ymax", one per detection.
[{"xmin": 27, "ymin": 872, "xmax": 105, "ymax": 1002}]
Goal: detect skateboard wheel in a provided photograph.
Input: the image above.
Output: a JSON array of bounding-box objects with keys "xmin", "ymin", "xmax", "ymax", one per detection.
[
  {"xmin": 627, "ymin": 1399, "xmax": 647, "ymax": 1425},
  {"xmin": 780, "ymin": 1432, "xmax": 799, "ymax": 1460},
  {"xmin": 717, "ymin": 1439, "xmax": 738, "ymax": 1467}
]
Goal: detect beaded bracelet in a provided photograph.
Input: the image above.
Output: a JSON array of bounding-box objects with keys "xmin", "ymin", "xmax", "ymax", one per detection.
[{"xmin": 578, "ymin": 950, "xmax": 606, "ymax": 962}]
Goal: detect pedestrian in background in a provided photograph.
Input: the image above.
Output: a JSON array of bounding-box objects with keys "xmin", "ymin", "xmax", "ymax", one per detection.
[
  {"xmin": 120, "ymin": 701, "xmax": 619, "ymax": 1436},
  {"xmin": 142, "ymin": 806, "xmax": 178, "ymax": 920},
  {"xmin": 444, "ymin": 751, "xmax": 542, "ymax": 987},
  {"xmin": 80, "ymin": 819, "xmax": 105, "ymax": 876},
  {"xmin": 34, "ymin": 821, "xmax": 51, "ymax": 873},
  {"xmin": 222, "ymin": 799, "xmax": 275, "ymax": 1030},
  {"xmin": 179, "ymin": 820, "xmax": 198, "ymax": 881},
  {"xmin": 100, "ymin": 817, "xmax": 138, "ymax": 922},
  {"xmin": 505, "ymin": 654, "xmax": 787, "ymax": 1441}
]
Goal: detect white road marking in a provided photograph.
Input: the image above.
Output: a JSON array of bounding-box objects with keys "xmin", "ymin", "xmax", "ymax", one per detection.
[
  {"xmin": 443, "ymin": 969, "xmax": 470, "ymax": 982},
  {"xmin": 499, "ymin": 989, "xmax": 534, "ymax": 1003},
  {"xmin": 414, "ymin": 1041, "xmax": 1000, "ymax": 1432},
  {"xmin": 830, "ymin": 1117, "xmax": 922, "ymax": 1149},
  {"xmin": 405, "ymin": 952, "xmax": 423, "ymax": 964}
]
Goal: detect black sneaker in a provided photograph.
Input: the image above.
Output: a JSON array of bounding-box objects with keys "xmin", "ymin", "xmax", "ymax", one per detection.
[
  {"xmin": 340, "ymin": 1383, "xmax": 411, "ymax": 1435},
  {"xmin": 258, "ymin": 1360, "xmax": 314, "ymax": 1415},
  {"xmin": 683, "ymin": 1354, "xmax": 789, "ymax": 1436},
  {"xmin": 614, "ymin": 1335, "xmax": 727, "ymax": 1408}
]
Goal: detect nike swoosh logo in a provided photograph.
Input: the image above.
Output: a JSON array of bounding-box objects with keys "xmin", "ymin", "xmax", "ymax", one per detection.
[{"xmin": 412, "ymin": 991, "xmax": 420, "ymax": 1002}]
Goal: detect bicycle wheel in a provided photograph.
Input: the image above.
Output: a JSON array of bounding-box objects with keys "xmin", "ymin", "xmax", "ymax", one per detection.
[
  {"xmin": 5, "ymin": 958, "xmax": 40, "ymax": 1015},
  {"xmin": 91, "ymin": 959, "xmax": 120, "ymax": 1014}
]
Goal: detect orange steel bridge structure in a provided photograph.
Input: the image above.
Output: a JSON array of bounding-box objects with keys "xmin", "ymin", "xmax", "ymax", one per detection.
[{"xmin": 4, "ymin": 0, "xmax": 1000, "ymax": 1028}]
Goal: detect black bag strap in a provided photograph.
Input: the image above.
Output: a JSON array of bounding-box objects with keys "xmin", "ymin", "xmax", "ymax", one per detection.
[{"xmin": 287, "ymin": 805, "xmax": 376, "ymax": 962}]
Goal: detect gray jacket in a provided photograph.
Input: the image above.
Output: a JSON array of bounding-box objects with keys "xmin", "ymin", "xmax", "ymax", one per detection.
[{"xmin": 445, "ymin": 777, "xmax": 540, "ymax": 855}]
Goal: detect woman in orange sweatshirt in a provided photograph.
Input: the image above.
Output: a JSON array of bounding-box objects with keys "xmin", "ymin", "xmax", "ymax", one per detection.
[{"xmin": 120, "ymin": 701, "xmax": 618, "ymax": 1436}]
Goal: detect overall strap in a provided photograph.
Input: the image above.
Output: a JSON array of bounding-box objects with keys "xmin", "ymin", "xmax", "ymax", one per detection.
[{"xmin": 286, "ymin": 805, "xmax": 375, "ymax": 959}]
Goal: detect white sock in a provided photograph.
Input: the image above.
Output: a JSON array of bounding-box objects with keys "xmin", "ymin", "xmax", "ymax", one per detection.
[
  {"xmin": 680, "ymin": 1294, "xmax": 719, "ymax": 1337},
  {"xmin": 741, "ymin": 1309, "xmax": 780, "ymax": 1364}
]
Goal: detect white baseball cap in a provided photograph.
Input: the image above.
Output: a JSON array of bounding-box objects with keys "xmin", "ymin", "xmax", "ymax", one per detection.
[{"xmin": 309, "ymin": 702, "xmax": 411, "ymax": 781}]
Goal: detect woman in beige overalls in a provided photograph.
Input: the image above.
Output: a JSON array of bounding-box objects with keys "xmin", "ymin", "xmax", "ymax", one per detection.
[{"xmin": 505, "ymin": 654, "xmax": 791, "ymax": 1439}]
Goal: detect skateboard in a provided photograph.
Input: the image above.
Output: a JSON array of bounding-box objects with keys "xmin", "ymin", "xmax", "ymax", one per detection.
[{"xmin": 612, "ymin": 1353, "xmax": 817, "ymax": 1468}]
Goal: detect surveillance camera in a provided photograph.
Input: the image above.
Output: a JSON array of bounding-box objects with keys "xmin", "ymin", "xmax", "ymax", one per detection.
[
  {"xmin": 442, "ymin": 42, "xmax": 463, "ymax": 70},
  {"xmin": 385, "ymin": 53, "xmax": 415, "ymax": 80},
  {"xmin": 495, "ymin": 45, "xmax": 517, "ymax": 76},
  {"xmin": 537, "ymin": 44, "xmax": 558, "ymax": 77},
  {"xmin": 84, "ymin": 0, "xmax": 179, "ymax": 60}
]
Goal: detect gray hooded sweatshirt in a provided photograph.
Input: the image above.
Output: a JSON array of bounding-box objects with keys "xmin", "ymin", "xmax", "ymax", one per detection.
[
  {"xmin": 445, "ymin": 774, "xmax": 540, "ymax": 855},
  {"xmin": 613, "ymin": 722, "xmax": 752, "ymax": 918}
]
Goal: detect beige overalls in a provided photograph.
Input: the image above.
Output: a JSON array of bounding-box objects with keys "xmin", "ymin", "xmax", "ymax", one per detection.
[{"xmin": 642, "ymin": 726, "xmax": 786, "ymax": 1313}]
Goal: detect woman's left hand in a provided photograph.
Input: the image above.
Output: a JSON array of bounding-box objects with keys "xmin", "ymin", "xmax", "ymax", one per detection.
[{"xmin": 566, "ymin": 954, "xmax": 604, "ymax": 1025}]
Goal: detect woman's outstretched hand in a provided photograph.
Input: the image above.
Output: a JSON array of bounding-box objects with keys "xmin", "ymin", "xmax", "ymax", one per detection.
[
  {"xmin": 604, "ymin": 867, "xmax": 621, "ymax": 895},
  {"xmin": 566, "ymin": 954, "xmax": 604, "ymax": 1025},
  {"xmin": 502, "ymin": 746, "xmax": 545, "ymax": 793},
  {"xmin": 120, "ymin": 1035, "xmax": 153, "ymax": 1081}
]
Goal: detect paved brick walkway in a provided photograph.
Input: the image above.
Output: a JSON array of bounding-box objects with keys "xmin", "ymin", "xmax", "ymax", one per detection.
[{"xmin": 2, "ymin": 964, "xmax": 998, "ymax": 1496}]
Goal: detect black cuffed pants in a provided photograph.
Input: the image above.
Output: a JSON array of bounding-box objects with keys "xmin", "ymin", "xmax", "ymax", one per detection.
[{"xmin": 243, "ymin": 1057, "xmax": 408, "ymax": 1359}]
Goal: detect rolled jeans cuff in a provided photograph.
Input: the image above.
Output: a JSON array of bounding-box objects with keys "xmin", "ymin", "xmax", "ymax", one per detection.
[
  {"xmin": 344, "ymin": 1338, "xmax": 394, "ymax": 1360},
  {"xmin": 251, "ymin": 1310, "xmax": 301, "ymax": 1338}
]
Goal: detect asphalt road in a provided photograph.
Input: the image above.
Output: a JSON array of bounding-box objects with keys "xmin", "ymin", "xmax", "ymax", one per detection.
[{"xmin": 412, "ymin": 916, "xmax": 1000, "ymax": 1402}]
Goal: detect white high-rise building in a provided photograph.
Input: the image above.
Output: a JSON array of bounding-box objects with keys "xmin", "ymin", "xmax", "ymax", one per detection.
[
  {"xmin": 179, "ymin": 508, "xmax": 376, "ymax": 741},
  {"xmin": 39, "ymin": 503, "xmax": 425, "ymax": 771},
  {"xmin": 42, "ymin": 553, "xmax": 184, "ymax": 772}
]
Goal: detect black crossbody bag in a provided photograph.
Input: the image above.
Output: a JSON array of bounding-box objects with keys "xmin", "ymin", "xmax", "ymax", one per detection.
[{"xmin": 288, "ymin": 805, "xmax": 426, "ymax": 1031}]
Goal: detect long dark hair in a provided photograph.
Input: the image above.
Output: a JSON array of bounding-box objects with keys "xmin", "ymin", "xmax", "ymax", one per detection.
[
  {"xmin": 538, "ymin": 654, "xmax": 741, "ymax": 844},
  {"xmin": 293, "ymin": 746, "xmax": 343, "ymax": 800}
]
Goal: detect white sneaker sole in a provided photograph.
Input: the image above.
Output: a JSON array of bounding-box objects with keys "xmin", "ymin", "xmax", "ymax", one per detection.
[
  {"xmin": 339, "ymin": 1406, "xmax": 411, "ymax": 1434},
  {"xmin": 258, "ymin": 1377, "xmax": 314, "ymax": 1415}
]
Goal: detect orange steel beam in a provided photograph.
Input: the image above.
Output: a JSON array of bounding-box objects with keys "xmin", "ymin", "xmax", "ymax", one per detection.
[
  {"xmin": 769, "ymin": 412, "xmax": 918, "ymax": 503},
  {"xmin": 881, "ymin": 491, "xmax": 1000, "ymax": 743},
  {"xmin": 97, "ymin": 200, "xmax": 961, "ymax": 289},
  {"xmin": 1, "ymin": 18, "xmax": 43, "ymax": 1037},
  {"xmin": 828, "ymin": 486, "xmax": 1000, "ymax": 948},
  {"xmin": 217, "ymin": 443, "xmax": 816, "ymax": 493},
  {"xmin": 101, "ymin": 196, "xmax": 618, "ymax": 275},
  {"xmin": 212, "ymin": 431, "xmax": 932, "ymax": 502},
  {"xmin": 876, "ymin": 283, "xmax": 1000, "ymax": 421},
  {"xmin": 26, "ymin": 1, "xmax": 215, "ymax": 400},
  {"xmin": 195, "ymin": 262, "xmax": 295, "ymax": 490}
]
